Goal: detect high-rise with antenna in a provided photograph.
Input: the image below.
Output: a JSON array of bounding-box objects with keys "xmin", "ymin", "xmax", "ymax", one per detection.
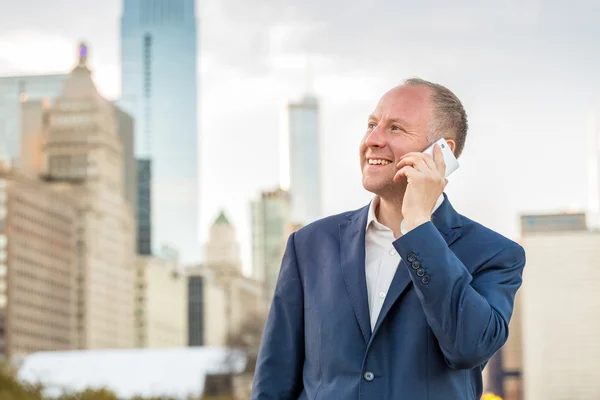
[{"xmin": 286, "ymin": 54, "xmax": 322, "ymax": 226}]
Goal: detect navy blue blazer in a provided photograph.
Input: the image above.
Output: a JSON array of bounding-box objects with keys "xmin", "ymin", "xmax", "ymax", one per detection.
[{"xmin": 251, "ymin": 194, "xmax": 526, "ymax": 400}]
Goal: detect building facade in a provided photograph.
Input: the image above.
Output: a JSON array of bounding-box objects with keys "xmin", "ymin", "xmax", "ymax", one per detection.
[
  {"xmin": 120, "ymin": 0, "xmax": 200, "ymax": 264},
  {"xmin": 187, "ymin": 265, "xmax": 204, "ymax": 346},
  {"xmin": 0, "ymin": 163, "xmax": 78, "ymax": 361},
  {"xmin": 136, "ymin": 159, "xmax": 152, "ymax": 255},
  {"xmin": 287, "ymin": 95, "xmax": 322, "ymax": 226},
  {"xmin": 0, "ymin": 74, "xmax": 67, "ymax": 163},
  {"xmin": 135, "ymin": 255, "xmax": 187, "ymax": 348},
  {"xmin": 114, "ymin": 105, "xmax": 137, "ymax": 226},
  {"xmin": 195, "ymin": 212, "xmax": 263, "ymax": 347},
  {"xmin": 250, "ymin": 188, "xmax": 291, "ymax": 305},
  {"xmin": 520, "ymin": 213, "xmax": 599, "ymax": 399},
  {"xmin": 41, "ymin": 44, "xmax": 136, "ymax": 349}
]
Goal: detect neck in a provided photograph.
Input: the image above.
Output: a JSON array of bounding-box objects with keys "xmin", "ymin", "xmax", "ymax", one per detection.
[{"xmin": 376, "ymin": 187, "xmax": 406, "ymax": 238}]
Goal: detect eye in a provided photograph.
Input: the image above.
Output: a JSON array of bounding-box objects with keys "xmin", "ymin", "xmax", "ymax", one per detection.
[
  {"xmin": 391, "ymin": 125, "xmax": 402, "ymax": 131},
  {"xmin": 368, "ymin": 122, "xmax": 377, "ymax": 129}
]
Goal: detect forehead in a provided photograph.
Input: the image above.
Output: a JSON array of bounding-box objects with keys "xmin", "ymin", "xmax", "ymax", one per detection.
[{"xmin": 371, "ymin": 84, "xmax": 433, "ymax": 124}]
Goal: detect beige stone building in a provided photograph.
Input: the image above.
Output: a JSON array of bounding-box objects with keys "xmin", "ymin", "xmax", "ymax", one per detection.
[
  {"xmin": 38, "ymin": 44, "xmax": 136, "ymax": 349},
  {"xmin": 520, "ymin": 213, "xmax": 600, "ymax": 400},
  {"xmin": 0, "ymin": 162, "xmax": 78, "ymax": 360},
  {"xmin": 135, "ymin": 255, "xmax": 187, "ymax": 348},
  {"xmin": 482, "ymin": 213, "xmax": 589, "ymax": 400},
  {"xmin": 195, "ymin": 211, "xmax": 264, "ymax": 347}
]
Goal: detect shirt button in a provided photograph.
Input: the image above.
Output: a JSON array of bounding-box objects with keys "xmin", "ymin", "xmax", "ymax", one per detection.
[
  {"xmin": 364, "ymin": 371, "xmax": 375, "ymax": 382},
  {"xmin": 389, "ymin": 248, "xmax": 396, "ymax": 256},
  {"xmin": 378, "ymin": 292, "xmax": 386, "ymax": 299}
]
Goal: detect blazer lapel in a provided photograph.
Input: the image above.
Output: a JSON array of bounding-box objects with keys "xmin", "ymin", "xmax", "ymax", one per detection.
[
  {"xmin": 372, "ymin": 193, "xmax": 463, "ymax": 337},
  {"xmin": 338, "ymin": 205, "xmax": 371, "ymax": 343},
  {"xmin": 372, "ymin": 259, "xmax": 412, "ymax": 337}
]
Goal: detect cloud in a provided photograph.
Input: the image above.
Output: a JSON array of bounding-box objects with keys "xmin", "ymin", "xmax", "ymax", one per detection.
[{"xmin": 0, "ymin": 30, "xmax": 75, "ymax": 74}]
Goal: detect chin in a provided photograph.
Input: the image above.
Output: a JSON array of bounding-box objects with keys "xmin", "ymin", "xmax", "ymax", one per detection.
[
  {"xmin": 361, "ymin": 177, "xmax": 385, "ymax": 195},
  {"xmin": 363, "ymin": 175, "xmax": 404, "ymax": 197}
]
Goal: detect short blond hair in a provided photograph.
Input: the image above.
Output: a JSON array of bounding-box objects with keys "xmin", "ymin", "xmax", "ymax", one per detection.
[{"xmin": 403, "ymin": 77, "xmax": 469, "ymax": 158}]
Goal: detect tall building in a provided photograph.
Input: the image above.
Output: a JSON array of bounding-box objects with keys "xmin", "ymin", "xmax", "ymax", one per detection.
[
  {"xmin": 19, "ymin": 99, "xmax": 50, "ymax": 177},
  {"xmin": 189, "ymin": 212, "xmax": 263, "ymax": 347},
  {"xmin": 135, "ymin": 255, "xmax": 187, "ymax": 348},
  {"xmin": 187, "ymin": 265, "xmax": 204, "ymax": 346},
  {"xmin": 0, "ymin": 163, "xmax": 78, "ymax": 361},
  {"xmin": 119, "ymin": 0, "xmax": 200, "ymax": 264},
  {"xmin": 287, "ymin": 95, "xmax": 322, "ymax": 226},
  {"xmin": 136, "ymin": 159, "xmax": 152, "ymax": 255},
  {"xmin": 0, "ymin": 74, "xmax": 67, "ymax": 163},
  {"xmin": 41, "ymin": 44, "xmax": 136, "ymax": 349},
  {"xmin": 250, "ymin": 188, "xmax": 291, "ymax": 305},
  {"xmin": 114, "ymin": 105, "xmax": 137, "ymax": 222},
  {"xmin": 520, "ymin": 213, "xmax": 600, "ymax": 399}
]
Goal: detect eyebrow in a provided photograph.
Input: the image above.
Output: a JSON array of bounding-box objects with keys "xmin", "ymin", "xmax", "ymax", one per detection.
[{"xmin": 368, "ymin": 114, "xmax": 407, "ymax": 126}]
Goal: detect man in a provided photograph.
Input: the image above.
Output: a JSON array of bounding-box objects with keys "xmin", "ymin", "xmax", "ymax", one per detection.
[{"xmin": 251, "ymin": 78, "xmax": 526, "ymax": 399}]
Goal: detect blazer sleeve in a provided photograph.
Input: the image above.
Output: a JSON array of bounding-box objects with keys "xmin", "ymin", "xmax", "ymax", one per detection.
[
  {"xmin": 393, "ymin": 222, "xmax": 526, "ymax": 370},
  {"xmin": 251, "ymin": 232, "xmax": 305, "ymax": 399}
]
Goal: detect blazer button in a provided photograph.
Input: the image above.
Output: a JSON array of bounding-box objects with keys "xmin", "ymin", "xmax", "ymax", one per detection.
[
  {"xmin": 407, "ymin": 253, "xmax": 417, "ymax": 262},
  {"xmin": 411, "ymin": 260, "xmax": 421, "ymax": 270},
  {"xmin": 416, "ymin": 268, "xmax": 426, "ymax": 277},
  {"xmin": 421, "ymin": 275, "xmax": 431, "ymax": 285},
  {"xmin": 363, "ymin": 371, "xmax": 375, "ymax": 382}
]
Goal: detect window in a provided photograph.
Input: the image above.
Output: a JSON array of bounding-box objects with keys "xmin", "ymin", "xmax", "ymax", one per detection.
[{"xmin": 143, "ymin": 34, "xmax": 152, "ymax": 99}]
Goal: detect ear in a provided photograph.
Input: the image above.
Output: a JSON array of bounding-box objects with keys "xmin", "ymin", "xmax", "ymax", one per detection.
[{"xmin": 445, "ymin": 139, "xmax": 457, "ymax": 154}]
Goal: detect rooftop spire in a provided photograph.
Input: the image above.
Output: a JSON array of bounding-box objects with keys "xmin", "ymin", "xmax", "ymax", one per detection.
[
  {"xmin": 213, "ymin": 210, "xmax": 230, "ymax": 225},
  {"xmin": 78, "ymin": 42, "xmax": 89, "ymax": 68}
]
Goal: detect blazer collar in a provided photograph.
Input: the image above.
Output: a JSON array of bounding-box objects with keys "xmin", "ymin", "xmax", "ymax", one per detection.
[{"xmin": 338, "ymin": 193, "xmax": 463, "ymax": 343}]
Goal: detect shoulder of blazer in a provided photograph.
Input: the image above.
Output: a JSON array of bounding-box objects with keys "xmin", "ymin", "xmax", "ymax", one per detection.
[{"xmin": 293, "ymin": 205, "xmax": 370, "ymax": 239}]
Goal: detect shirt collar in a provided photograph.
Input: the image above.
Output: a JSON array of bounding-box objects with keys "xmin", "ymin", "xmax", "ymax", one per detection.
[{"xmin": 366, "ymin": 194, "xmax": 445, "ymax": 234}]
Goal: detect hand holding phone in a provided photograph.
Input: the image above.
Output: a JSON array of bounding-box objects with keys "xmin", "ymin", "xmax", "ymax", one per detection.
[
  {"xmin": 395, "ymin": 138, "xmax": 458, "ymax": 232},
  {"xmin": 422, "ymin": 138, "xmax": 459, "ymax": 178}
]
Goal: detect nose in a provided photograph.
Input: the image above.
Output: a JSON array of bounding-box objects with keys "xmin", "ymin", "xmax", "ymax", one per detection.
[{"xmin": 365, "ymin": 125, "xmax": 386, "ymax": 148}]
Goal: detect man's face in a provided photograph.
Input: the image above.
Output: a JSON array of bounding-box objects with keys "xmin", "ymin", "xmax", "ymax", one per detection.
[{"xmin": 360, "ymin": 84, "xmax": 433, "ymax": 197}]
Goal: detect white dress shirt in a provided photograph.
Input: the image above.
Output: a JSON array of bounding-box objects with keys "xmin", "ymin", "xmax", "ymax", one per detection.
[{"xmin": 364, "ymin": 195, "xmax": 445, "ymax": 330}]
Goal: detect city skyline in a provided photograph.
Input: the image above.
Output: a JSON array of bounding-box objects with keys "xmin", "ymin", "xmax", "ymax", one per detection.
[{"xmin": 1, "ymin": 0, "xmax": 599, "ymax": 275}]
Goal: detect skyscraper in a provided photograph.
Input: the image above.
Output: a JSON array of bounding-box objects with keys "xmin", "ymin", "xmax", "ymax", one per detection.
[
  {"xmin": 114, "ymin": 105, "xmax": 137, "ymax": 224},
  {"xmin": 197, "ymin": 212, "xmax": 262, "ymax": 346},
  {"xmin": 287, "ymin": 95, "xmax": 322, "ymax": 226},
  {"xmin": 42, "ymin": 44, "xmax": 136, "ymax": 349},
  {"xmin": 120, "ymin": 0, "xmax": 200, "ymax": 264},
  {"xmin": 0, "ymin": 73, "xmax": 66, "ymax": 163},
  {"xmin": 251, "ymin": 188, "xmax": 291, "ymax": 305}
]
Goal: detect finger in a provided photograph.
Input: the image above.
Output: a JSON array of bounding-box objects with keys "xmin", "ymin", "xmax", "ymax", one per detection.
[
  {"xmin": 396, "ymin": 156, "xmax": 430, "ymax": 172},
  {"xmin": 422, "ymin": 153, "xmax": 436, "ymax": 170},
  {"xmin": 400, "ymin": 151, "xmax": 433, "ymax": 160},
  {"xmin": 433, "ymin": 144, "xmax": 447, "ymax": 177},
  {"xmin": 393, "ymin": 166, "xmax": 422, "ymax": 183}
]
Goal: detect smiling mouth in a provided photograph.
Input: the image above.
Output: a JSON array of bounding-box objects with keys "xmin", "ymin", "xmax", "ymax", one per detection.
[{"xmin": 367, "ymin": 159, "xmax": 392, "ymax": 166}]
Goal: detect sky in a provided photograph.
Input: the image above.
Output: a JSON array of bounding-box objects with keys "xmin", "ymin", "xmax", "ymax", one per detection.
[{"xmin": 1, "ymin": 0, "xmax": 599, "ymax": 273}]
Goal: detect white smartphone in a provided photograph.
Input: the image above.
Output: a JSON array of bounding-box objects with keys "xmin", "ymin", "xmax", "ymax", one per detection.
[{"xmin": 422, "ymin": 138, "xmax": 459, "ymax": 178}]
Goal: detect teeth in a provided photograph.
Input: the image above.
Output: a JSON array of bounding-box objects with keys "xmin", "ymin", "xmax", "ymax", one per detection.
[{"xmin": 368, "ymin": 159, "xmax": 391, "ymax": 165}]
